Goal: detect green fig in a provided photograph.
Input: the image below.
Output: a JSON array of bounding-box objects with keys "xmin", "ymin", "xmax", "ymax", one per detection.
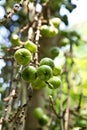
[
  {"xmin": 11, "ymin": 34, "xmax": 21, "ymax": 46},
  {"xmin": 14, "ymin": 48, "xmax": 32, "ymax": 65},
  {"xmin": 21, "ymin": 66, "xmax": 37, "ymax": 82},
  {"xmin": 50, "ymin": 46, "xmax": 60, "ymax": 58},
  {"xmin": 37, "ymin": 65, "xmax": 53, "ymax": 81},
  {"xmin": 40, "ymin": 25, "xmax": 49, "ymax": 37},
  {"xmin": 38, "ymin": 114, "xmax": 49, "ymax": 126},
  {"xmin": 40, "ymin": 57, "xmax": 54, "ymax": 70},
  {"xmin": 50, "ymin": 17, "xmax": 61, "ymax": 28},
  {"xmin": 61, "ymin": 38, "xmax": 70, "ymax": 46},
  {"xmin": 34, "ymin": 107, "xmax": 44, "ymax": 119},
  {"xmin": 48, "ymin": 26, "xmax": 58, "ymax": 37},
  {"xmin": 48, "ymin": 76, "xmax": 61, "ymax": 89},
  {"xmin": 32, "ymin": 78, "xmax": 47, "ymax": 89},
  {"xmin": 40, "ymin": 25, "xmax": 58, "ymax": 38},
  {"xmin": 24, "ymin": 40, "xmax": 37, "ymax": 53},
  {"xmin": 53, "ymin": 66, "xmax": 62, "ymax": 76}
]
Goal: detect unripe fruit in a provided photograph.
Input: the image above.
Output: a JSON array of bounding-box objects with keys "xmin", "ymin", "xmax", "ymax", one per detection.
[
  {"xmin": 40, "ymin": 25, "xmax": 49, "ymax": 37},
  {"xmin": 38, "ymin": 114, "xmax": 49, "ymax": 126},
  {"xmin": 14, "ymin": 48, "xmax": 32, "ymax": 65},
  {"xmin": 21, "ymin": 66, "xmax": 37, "ymax": 82},
  {"xmin": 50, "ymin": 46, "xmax": 60, "ymax": 58},
  {"xmin": 48, "ymin": 76, "xmax": 61, "ymax": 89},
  {"xmin": 40, "ymin": 25, "xmax": 58, "ymax": 38},
  {"xmin": 11, "ymin": 34, "xmax": 21, "ymax": 46},
  {"xmin": 33, "ymin": 107, "xmax": 44, "ymax": 119},
  {"xmin": 48, "ymin": 26, "xmax": 58, "ymax": 37},
  {"xmin": 37, "ymin": 65, "xmax": 53, "ymax": 81},
  {"xmin": 32, "ymin": 78, "xmax": 47, "ymax": 89},
  {"xmin": 50, "ymin": 17, "xmax": 61, "ymax": 28},
  {"xmin": 24, "ymin": 40, "xmax": 37, "ymax": 53},
  {"xmin": 61, "ymin": 38, "xmax": 70, "ymax": 46},
  {"xmin": 40, "ymin": 57, "xmax": 54, "ymax": 70},
  {"xmin": 53, "ymin": 66, "xmax": 62, "ymax": 76}
]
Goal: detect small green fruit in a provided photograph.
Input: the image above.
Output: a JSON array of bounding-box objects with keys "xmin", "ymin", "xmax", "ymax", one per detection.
[
  {"xmin": 40, "ymin": 25, "xmax": 58, "ymax": 38},
  {"xmin": 37, "ymin": 65, "xmax": 53, "ymax": 81},
  {"xmin": 32, "ymin": 78, "xmax": 47, "ymax": 89},
  {"xmin": 34, "ymin": 107, "xmax": 44, "ymax": 119},
  {"xmin": 21, "ymin": 66, "xmax": 37, "ymax": 82},
  {"xmin": 48, "ymin": 26, "xmax": 58, "ymax": 37},
  {"xmin": 11, "ymin": 34, "xmax": 21, "ymax": 46},
  {"xmin": 40, "ymin": 25, "xmax": 49, "ymax": 37},
  {"xmin": 50, "ymin": 46, "xmax": 60, "ymax": 58},
  {"xmin": 14, "ymin": 48, "xmax": 32, "ymax": 65},
  {"xmin": 48, "ymin": 76, "xmax": 61, "ymax": 89},
  {"xmin": 50, "ymin": 17, "xmax": 61, "ymax": 28},
  {"xmin": 61, "ymin": 38, "xmax": 70, "ymax": 46},
  {"xmin": 40, "ymin": 57, "xmax": 54, "ymax": 70},
  {"xmin": 24, "ymin": 40, "xmax": 37, "ymax": 53},
  {"xmin": 38, "ymin": 114, "xmax": 49, "ymax": 126},
  {"xmin": 53, "ymin": 66, "xmax": 62, "ymax": 76}
]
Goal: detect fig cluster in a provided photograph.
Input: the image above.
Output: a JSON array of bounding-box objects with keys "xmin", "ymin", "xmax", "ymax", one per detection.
[
  {"xmin": 21, "ymin": 57, "xmax": 61, "ymax": 89},
  {"xmin": 14, "ymin": 40, "xmax": 62, "ymax": 89},
  {"xmin": 40, "ymin": 17, "xmax": 61, "ymax": 38},
  {"xmin": 40, "ymin": 25, "xmax": 58, "ymax": 38}
]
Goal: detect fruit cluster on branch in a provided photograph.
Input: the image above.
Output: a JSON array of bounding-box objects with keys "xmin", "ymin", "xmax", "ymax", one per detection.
[{"xmin": 0, "ymin": 0, "xmax": 63, "ymax": 129}]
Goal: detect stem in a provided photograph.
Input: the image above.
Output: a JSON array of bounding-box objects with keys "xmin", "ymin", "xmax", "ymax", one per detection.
[
  {"xmin": 49, "ymin": 96, "xmax": 59, "ymax": 118},
  {"xmin": 64, "ymin": 44, "xmax": 72, "ymax": 130},
  {"xmin": 59, "ymin": 85, "xmax": 64, "ymax": 130},
  {"xmin": 34, "ymin": 14, "xmax": 42, "ymax": 67},
  {"xmin": 64, "ymin": 84, "xmax": 70, "ymax": 130}
]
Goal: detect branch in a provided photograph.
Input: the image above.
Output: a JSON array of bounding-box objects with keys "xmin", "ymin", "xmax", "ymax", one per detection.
[
  {"xmin": 64, "ymin": 43, "xmax": 73, "ymax": 130},
  {"xmin": 70, "ymin": 109, "xmax": 87, "ymax": 120},
  {"xmin": 0, "ymin": 0, "xmax": 25, "ymax": 24},
  {"xmin": 64, "ymin": 84, "xmax": 70, "ymax": 130},
  {"xmin": 59, "ymin": 85, "xmax": 64, "ymax": 130},
  {"xmin": 49, "ymin": 95, "xmax": 59, "ymax": 118},
  {"xmin": 1, "ymin": 65, "xmax": 23, "ymax": 130}
]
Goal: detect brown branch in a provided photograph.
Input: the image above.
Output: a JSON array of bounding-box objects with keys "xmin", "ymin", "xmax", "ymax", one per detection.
[
  {"xmin": 0, "ymin": 56, "xmax": 14, "ymax": 60},
  {"xmin": 1, "ymin": 65, "xmax": 23, "ymax": 130},
  {"xmin": 20, "ymin": 24, "xmax": 29, "ymax": 33},
  {"xmin": 0, "ymin": 118, "xmax": 4, "ymax": 130},
  {"xmin": 34, "ymin": 15, "xmax": 42, "ymax": 67},
  {"xmin": 0, "ymin": 0, "xmax": 25, "ymax": 24}
]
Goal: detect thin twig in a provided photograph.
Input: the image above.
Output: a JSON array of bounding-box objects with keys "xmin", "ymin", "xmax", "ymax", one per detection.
[
  {"xmin": 49, "ymin": 95, "xmax": 59, "ymax": 118},
  {"xmin": 64, "ymin": 44, "xmax": 73, "ymax": 130},
  {"xmin": 64, "ymin": 84, "xmax": 70, "ymax": 130},
  {"xmin": 59, "ymin": 84, "xmax": 64, "ymax": 130}
]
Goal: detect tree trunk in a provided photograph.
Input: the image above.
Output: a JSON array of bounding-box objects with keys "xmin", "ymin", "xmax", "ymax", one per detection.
[{"xmin": 25, "ymin": 88, "xmax": 46, "ymax": 130}]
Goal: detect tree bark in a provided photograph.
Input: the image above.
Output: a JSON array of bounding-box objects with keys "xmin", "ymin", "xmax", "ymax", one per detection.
[{"xmin": 25, "ymin": 88, "xmax": 46, "ymax": 130}]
